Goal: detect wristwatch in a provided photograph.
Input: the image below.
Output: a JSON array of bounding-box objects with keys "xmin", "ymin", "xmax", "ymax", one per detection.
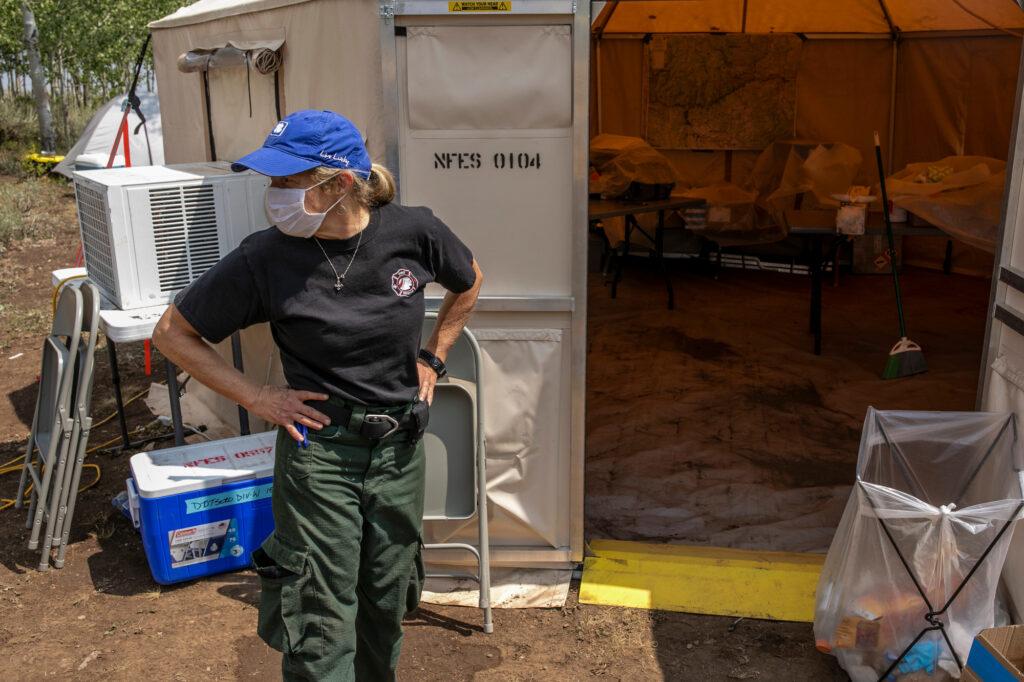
[{"xmin": 418, "ymin": 348, "xmax": 448, "ymax": 378}]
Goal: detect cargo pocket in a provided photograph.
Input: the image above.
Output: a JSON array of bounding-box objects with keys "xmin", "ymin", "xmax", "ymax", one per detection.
[
  {"xmin": 405, "ymin": 534, "xmax": 427, "ymax": 614},
  {"xmin": 276, "ymin": 428, "xmax": 312, "ymax": 481},
  {"xmin": 253, "ymin": 535, "xmax": 319, "ymax": 655}
]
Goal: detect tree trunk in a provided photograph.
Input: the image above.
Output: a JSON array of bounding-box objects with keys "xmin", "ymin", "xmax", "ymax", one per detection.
[{"xmin": 21, "ymin": 1, "xmax": 56, "ymax": 152}]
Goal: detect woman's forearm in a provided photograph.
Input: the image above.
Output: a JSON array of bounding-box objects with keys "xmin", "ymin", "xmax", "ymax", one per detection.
[
  {"xmin": 153, "ymin": 305, "xmax": 262, "ymax": 411},
  {"xmin": 426, "ymin": 260, "xmax": 483, "ymax": 360}
]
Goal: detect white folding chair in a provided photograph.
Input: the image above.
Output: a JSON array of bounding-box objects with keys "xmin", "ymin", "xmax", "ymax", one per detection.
[
  {"xmin": 420, "ymin": 314, "xmax": 492, "ymax": 633},
  {"xmin": 52, "ymin": 282, "xmax": 101, "ymax": 568},
  {"xmin": 16, "ymin": 285, "xmax": 83, "ymax": 570}
]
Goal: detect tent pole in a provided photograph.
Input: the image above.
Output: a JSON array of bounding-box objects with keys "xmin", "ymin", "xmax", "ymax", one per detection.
[
  {"xmin": 876, "ymin": 0, "xmax": 897, "ymax": 35},
  {"xmin": 887, "ymin": 36, "xmax": 899, "ymax": 173},
  {"xmin": 595, "ymin": 38, "xmax": 603, "ymax": 133},
  {"xmin": 641, "ymin": 34, "xmax": 651, "ymax": 139},
  {"xmin": 592, "ymin": 0, "xmax": 619, "ymax": 39}
]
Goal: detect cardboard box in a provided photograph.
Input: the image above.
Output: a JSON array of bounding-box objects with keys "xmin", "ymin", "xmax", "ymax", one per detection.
[{"xmin": 963, "ymin": 625, "xmax": 1024, "ymax": 681}]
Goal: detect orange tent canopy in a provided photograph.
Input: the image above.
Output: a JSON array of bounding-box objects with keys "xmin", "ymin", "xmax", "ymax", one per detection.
[{"xmin": 593, "ymin": 0, "xmax": 1024, "ymax": 35}]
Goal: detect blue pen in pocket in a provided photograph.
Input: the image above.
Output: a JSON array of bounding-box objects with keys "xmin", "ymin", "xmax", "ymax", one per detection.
[{"xmin": 296, "ymin": 422, "xmax": 309, "ymax": 448}]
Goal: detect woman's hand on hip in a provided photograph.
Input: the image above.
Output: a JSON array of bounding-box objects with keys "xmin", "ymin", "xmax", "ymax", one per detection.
[
  {"xmin": 416, "ymin": 361, "xmax": 437, "ymax": 405},
  {"xmin": 247, "ymin": 385, "xmax": 331, "ymax": 442}
]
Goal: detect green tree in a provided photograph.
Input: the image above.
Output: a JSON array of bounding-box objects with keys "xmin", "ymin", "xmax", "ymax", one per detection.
[{"xmin": 0, "ymin": 0, "xmax": 185, "ymax": 147}]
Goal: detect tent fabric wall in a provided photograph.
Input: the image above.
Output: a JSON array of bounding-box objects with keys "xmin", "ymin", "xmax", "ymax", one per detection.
[
  {"xmin": 594, "ymin": 37, "xmax": 896, "ymax": 187},
  {"xmin": 595, "ymin": 38, "xmax": 643, "ymax": 138},
  {"xmin": 894, "ymin": 36, "xmax": 1021, "ymax": 272},
  {"xmin": 151, "ymin": 0, "xmax": 385, "ymax": 166},
  {"xmin": 893, "ymin": 36, "xmax": 1021, "ymax": 170},
  {"xmin": 793, "ymin": 39, "xmax": 893, "ymax": 185},
  {"xmin": 207, "ymin": 65, "xmax": 279, "ymax": 161}
]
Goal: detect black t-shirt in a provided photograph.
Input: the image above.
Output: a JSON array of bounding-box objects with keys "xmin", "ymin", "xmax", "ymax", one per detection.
[{"xmin": 173, "ymin": 202, "xmax": 476, "ymax": 406}]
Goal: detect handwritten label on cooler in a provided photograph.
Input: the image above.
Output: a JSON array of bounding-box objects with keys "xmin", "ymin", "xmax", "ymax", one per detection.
[{"xmin": 185, "ymin": 482, "xmax": 273, "ymax": 514}]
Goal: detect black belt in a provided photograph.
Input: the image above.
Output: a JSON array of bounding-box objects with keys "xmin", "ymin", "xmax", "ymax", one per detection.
[{"xmin": 311, "ymin": 399, "xmax": 428, "ymax": 441}]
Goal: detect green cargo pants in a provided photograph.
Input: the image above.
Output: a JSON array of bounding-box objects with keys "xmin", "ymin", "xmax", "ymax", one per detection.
[{"xmin": 252, "ymin": 401, "xmax": 427, "ymax": 681}]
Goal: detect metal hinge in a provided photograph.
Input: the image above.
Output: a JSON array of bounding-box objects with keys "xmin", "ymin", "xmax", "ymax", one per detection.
[
  {"xmin": 379, "ymin": 1, "xmax": 395, "ymax": 20},
  {"xmin": 571, "ymin": 0, "xmax": 578, "ymax": 13}
]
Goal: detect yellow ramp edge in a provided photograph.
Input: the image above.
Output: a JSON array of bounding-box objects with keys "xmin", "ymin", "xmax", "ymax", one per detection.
[{"xmin": 579, "ymin": 539, "xmax": 825, "ymax": 623}]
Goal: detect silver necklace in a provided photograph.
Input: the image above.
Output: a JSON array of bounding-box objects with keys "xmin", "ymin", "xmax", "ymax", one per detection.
[{"xmin": 314, "ymin": 227, "xmax": 364, "ymax": 292}]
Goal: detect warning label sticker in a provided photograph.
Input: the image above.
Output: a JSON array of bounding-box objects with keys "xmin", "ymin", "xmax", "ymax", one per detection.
[{"xmin": 448, "ymin": 1, "xmax": 511, "ymax": 11}]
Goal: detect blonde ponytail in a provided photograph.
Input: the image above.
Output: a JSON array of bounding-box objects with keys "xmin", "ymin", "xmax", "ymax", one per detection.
[
  {"xmin": 361, "ymin": 163, "xmax": 396, "ymax": 207},
  {"xmin": 310, "ymin": 163, "xmax": 396, "ymax": 208}
]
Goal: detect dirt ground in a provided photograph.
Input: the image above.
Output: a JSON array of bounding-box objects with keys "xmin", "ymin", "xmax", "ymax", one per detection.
[{"xmin": 8, "ymin": 181, "xmax": 994, "ymax": 679}]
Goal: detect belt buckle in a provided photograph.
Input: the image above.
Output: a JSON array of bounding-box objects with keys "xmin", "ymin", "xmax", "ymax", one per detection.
[{"xmin": 365, "ymin": 413, "xmax": 401, "ymax": 439}]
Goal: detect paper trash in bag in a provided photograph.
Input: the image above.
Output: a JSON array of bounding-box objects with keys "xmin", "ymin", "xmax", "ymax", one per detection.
[{"xmin": 815, "ymin": 409, "xmax": 1024, "ymax": 682}]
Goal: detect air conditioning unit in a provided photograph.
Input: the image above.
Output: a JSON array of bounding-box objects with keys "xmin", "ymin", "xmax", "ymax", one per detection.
[{"xmin": 72, "ymin": 162, "xmax": 270, "ymax": 310}]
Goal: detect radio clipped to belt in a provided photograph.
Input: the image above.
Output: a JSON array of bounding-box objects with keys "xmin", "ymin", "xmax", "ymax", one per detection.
[{"xmin": 410, "ymin": 398, "xmax": 429, "ymax": 442}]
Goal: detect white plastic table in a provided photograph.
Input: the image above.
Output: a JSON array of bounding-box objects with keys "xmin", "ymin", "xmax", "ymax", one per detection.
[{"xmin": 52, "ymin": 269, "xmax": 251, "ymax": 448}]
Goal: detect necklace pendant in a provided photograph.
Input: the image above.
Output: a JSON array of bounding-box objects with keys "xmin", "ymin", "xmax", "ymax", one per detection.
[{"xmin": 334, "ymin": 278, "xmax": 343, "ymax": 292}]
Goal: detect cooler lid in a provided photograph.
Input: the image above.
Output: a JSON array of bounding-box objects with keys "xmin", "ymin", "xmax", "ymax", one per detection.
[{"xmin": 130, "ymin": 431, "xmax": 276, "ymax": 498}]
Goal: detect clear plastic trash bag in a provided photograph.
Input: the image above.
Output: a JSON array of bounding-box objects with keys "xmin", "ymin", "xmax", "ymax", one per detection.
[{"xmin": 815, "ymin": 409, "xmax": 1024, "ymax": 682}]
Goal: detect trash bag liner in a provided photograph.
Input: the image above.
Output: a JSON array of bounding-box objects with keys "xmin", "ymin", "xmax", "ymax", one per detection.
[{"xmin": 815, "ymin": 409, "xmax": 1024, "ymax": 682}]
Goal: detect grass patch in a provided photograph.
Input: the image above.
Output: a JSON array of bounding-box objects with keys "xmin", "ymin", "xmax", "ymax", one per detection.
[{"xmin": 0, "ymin": 176, "xmax": 76, "ymax": 249}]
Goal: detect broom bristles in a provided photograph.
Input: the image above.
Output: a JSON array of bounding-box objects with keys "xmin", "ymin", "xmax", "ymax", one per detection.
[{"xmin": 882, "ymin": 337, "xmax": 927, "ymax": 379}]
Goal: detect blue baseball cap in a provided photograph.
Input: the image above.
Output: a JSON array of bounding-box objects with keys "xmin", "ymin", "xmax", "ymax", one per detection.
[{"xmin": 231, "ymin": 109, "xmax": 372, "ymax": 177}]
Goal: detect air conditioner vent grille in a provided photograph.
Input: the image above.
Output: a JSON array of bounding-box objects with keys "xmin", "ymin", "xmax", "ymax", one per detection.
[
  {"xmin": 75, "ymin": 182, "xmax": 118, "ymax": 303},
  {"xmin": 149, "ymin": 185, "xmax": 222, "ymax": 293}
]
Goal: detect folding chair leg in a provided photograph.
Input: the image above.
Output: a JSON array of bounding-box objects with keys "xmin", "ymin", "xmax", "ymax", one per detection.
[
  {"xmin": 25, "ymin": 485, "xmax": 37, "ymax": 531},
  {"xmin": 14, "ymin": 430, "xmax": 36, "ymax": 511},
  {"xmin": 27, "ymin": 449, "xmax": 58, "ymax": 549},
  {"xmin": 52, "ymin": 424, "xmax": 82, "ymax": 548},
  {"xmin": 35, "ymin": 430, "xmax": 75, "ymax": 570},
  {"xmin": 55, "ymin": 425, "xmax": 91, "ymax": 568}
]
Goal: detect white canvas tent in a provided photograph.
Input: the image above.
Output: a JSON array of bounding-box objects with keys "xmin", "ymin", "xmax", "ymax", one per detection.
[
  {"xmin": 148, "ymin": 0, "xmax": 1024, "ymax": 576},
  {"xmin": 54, "ymin": 89, "xmax": 163, "ymax": 179}
]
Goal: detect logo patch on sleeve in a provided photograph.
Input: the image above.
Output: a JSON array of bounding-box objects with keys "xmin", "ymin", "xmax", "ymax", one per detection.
[{"xmin": 391, "ymin": 268, "xmax": 419, "ymax": 297}]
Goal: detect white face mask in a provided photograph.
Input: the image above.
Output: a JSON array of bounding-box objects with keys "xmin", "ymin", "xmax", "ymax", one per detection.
[{"xmin": 264, "ymin": 176, "xmax": 346, "ymax": 238}]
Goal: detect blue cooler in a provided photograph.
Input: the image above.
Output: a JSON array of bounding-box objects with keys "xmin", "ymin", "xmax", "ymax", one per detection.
[{"xmin": 126, "ymin": 431, "xmax": 277, "ymax": 584}]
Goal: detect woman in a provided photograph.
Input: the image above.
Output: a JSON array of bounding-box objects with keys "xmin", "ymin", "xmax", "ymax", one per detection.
[{"xmin": 153, "ymin": 109, "xmax": 483, "ymax": 681}]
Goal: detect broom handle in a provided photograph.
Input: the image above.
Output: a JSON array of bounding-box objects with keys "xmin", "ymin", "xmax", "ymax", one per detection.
[{"xmin": 874, "ymin": 131, "xmax": 907, "ymax": 339}]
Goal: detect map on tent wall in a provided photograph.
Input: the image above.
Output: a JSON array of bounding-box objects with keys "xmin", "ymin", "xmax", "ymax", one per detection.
[{"xmin": 647, "ymin": 35, "xmax": 801, "ymax": 150}]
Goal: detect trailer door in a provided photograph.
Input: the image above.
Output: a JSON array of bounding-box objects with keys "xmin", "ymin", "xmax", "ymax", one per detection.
[{"xmin": 379, "ymin": 1, "xmax": 589, "ymax": 567}]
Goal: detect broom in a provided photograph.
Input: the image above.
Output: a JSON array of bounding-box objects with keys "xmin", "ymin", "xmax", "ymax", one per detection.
[{"xmin": 874, "ymin": 131, "xmax": 927, "ymax": 379}]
